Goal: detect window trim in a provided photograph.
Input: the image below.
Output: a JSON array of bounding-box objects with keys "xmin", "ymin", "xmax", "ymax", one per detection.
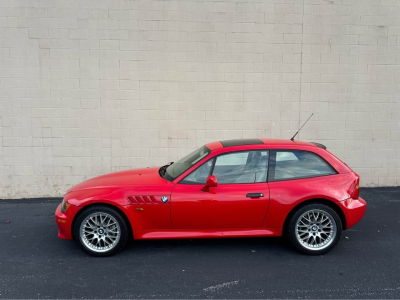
[
  {"xmin": 179, "ymin": 149, "xmax": 270, "ymax": 185},
  {"xmin": 267, "ymin": 149, "xmax": 338, "ymax": 182}
]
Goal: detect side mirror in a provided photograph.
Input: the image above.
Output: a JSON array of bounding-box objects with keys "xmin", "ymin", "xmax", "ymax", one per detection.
[{"xmin": 201, "ymin": 175, "xmax": 218, "ymax": 192}]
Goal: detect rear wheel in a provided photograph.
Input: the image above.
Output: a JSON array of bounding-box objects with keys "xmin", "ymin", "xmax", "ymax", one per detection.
[
  {"xmin": 286, "ymin": 203, "xmax": 342, "ymax": 255},
  {"xmin": 73, "ymin": 205, "xmax": 129, "ymax": 256}
]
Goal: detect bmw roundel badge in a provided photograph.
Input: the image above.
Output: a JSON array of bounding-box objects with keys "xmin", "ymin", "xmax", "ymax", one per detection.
[{"xmin": 161, "ymin": 196, "xmax": 168, "ymax": 203}]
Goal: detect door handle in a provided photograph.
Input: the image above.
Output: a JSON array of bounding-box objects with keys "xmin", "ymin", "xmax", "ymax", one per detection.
[{"xmin": 246, "ymin": 193, "xmax": 264, "ymax": 198}]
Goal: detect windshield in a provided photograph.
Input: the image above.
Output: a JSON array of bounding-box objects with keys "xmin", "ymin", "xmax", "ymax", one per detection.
[{"xmin": 162, "ymin": 146, "xmax": 211, "ymax": 181}]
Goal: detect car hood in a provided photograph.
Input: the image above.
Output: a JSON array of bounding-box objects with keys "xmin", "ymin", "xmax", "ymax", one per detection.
[{"xmin": 67, "ymin": 167, "xmax": 168, "ymax": 193}]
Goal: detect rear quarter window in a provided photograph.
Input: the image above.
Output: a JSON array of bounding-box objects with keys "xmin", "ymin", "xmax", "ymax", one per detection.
[{"xmin": 269, "ymin": 150, "xmax": 337, "ymax": 181}]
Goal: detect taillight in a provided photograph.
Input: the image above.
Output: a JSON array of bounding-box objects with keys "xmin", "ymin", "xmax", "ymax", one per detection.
[
  {"xmin": 352, "ymin": 183, "xmax": 359, "ymax": 199},
  {"xmin": 351, "ymin": 175, "xmax": 360, "ymax": 199}
]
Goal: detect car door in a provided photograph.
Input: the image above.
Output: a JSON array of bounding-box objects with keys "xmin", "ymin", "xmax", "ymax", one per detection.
[{"xmin": 171, "ymin": 150, "xmax": 270, "ymax": 229}]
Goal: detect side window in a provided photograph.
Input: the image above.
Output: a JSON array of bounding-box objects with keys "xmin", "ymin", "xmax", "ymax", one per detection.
[
  {"xmin": 270, "ymin": 150, "xmax": 336, "ymax": 181},
  {"xmin": 212, "ymin": 151, "xmax": 269, "ymax": 184},
  {"xmin": 180, "ymin": 159, "xmax": 214, "ymax": 184}
]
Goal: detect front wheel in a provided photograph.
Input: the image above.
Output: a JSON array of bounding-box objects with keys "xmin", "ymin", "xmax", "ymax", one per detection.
[
  {"xmin": 73, "ymin": 206, "xmax": 130, "ymax": 256},
  {"xmin": 286, "ymin": 203, "xmax": 342, "ymax": 255}
]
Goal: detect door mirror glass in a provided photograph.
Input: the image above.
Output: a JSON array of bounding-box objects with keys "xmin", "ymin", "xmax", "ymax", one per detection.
[{"xmin": 201, "ymin": 175, "xmax": 218, "ymax": 192}]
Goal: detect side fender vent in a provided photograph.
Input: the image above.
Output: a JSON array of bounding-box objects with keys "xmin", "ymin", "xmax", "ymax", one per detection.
[{"xmin": 127, "ymin": 196, "xmax": 160, "ymax": 204}]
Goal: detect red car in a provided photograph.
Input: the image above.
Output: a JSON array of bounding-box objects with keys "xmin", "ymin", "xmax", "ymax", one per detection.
[{"xmin": 55, "ymin": 139, "xmax": 366, "ymax": 256}]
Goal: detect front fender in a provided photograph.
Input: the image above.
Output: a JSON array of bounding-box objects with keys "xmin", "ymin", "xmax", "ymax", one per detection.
[{"xmin": 65, "ymin": 188, "xmax": 131, "ymax": 207}]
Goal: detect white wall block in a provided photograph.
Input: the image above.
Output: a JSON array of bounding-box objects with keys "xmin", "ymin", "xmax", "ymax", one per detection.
[{"xmin": 0, "ymin": 0, "xmax": 399, "ymax": 198}]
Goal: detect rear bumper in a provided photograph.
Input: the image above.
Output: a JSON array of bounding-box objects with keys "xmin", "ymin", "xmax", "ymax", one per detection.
[
  {"xmin": 338, "ymin": 197, "xmax": 366, "ymax": 229},
  {"xmin": 55, "ymin": 203, "xmax": 81, "ymax": 240}
]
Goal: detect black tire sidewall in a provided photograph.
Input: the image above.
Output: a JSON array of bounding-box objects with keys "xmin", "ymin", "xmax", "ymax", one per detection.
[
  {"xmin": 73, "ymin": 205, "xmax": 130, "ymax": 257},
  {"xmin": 287, "ymin": 203, "xmax": 342, "ymax": 255}
]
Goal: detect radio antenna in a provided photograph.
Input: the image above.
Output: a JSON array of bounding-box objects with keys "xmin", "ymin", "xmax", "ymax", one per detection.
[{"xmin": 290, "ymin": 113, "xmax": 314, "ymax": 141}]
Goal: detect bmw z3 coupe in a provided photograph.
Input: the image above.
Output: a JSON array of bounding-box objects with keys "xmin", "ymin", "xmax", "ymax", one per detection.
[{"xmin": 55, "ymin": 139, "xmax": 366, "ymax": 256}]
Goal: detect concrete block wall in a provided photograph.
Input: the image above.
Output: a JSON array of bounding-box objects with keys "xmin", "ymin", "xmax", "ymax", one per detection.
[{"xmin": 0, "ymin": 0, "xmax": 399, "ymax": 198}]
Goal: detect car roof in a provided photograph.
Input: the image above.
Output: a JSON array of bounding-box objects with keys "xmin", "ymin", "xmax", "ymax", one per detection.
[
  {"xmin": 206, "ymin": 139, "xmax": 324, "ymax": 151},
  {"xmin": 220, "ymin": 139, "xmax": 264, "ymax": 147},
  {"xmin": 259, "ymin": 139, "xmax": 319, "ymax": 147}
]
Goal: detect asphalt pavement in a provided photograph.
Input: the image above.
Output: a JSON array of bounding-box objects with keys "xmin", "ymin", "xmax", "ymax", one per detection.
[{"xmin": 0, "ymin": 187, "xmax": 400, "ymax": 299}]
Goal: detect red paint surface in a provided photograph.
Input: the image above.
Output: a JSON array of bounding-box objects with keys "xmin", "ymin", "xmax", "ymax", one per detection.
[
  {"xmin": 264, "ymin": 172, "xmax": 361, "ymax": 229},
  {"xmin": 135, "ymin": 228, "xmax": 282, "ymax": 239},
  {"xmin": 171, "ymin": 183, "xmax": 269, "ymax": 229},
  {"xmin": 338, "ymin": 197, "xmax": 367, "ymax": 229},
  {"xmin": 55, "ymin": 140, "xmax": 366, "ymax": 241},
  {"xmin": 55, "ymin": 203, "xmax": 82, "ymax": 240}
]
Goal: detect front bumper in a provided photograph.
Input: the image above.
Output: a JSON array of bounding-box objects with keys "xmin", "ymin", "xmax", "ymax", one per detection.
[
  {"xmin": 338, "ymin": 197, "xmax": 367, "ymax": 229},
  {"xmin": 55, "ymin": 203, "xmax": 82, "ymax": 240}
]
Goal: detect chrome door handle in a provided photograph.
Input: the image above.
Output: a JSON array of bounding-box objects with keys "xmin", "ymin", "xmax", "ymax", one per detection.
[{"xmin": 246, "ymin": 193, "xmax": 264, "ymax": 198}]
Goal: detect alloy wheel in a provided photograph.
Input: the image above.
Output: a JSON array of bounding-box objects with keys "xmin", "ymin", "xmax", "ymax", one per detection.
[
  {"xmin": 79, "ymin": 212, "xmax": 121, "ymax": 253},
  {"xmin": 295, "ymin": 209, "xmax": 337, "ymax": 251}
]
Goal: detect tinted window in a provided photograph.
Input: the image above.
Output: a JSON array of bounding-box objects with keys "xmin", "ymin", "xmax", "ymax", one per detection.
[
  {"xmin": 164, "ymin": 146, "xmax": 210, "ymax": 181},
  {"xmin": 180, "ymin": 159, "xmax": 214, "ymax": 184},
  {"xmin": 270, "ymin": 150, "xmax": 336, "ymax": 181},
  {"xmin": 213, "ymin": 151, "xmax": 269, "ymax": 184}
]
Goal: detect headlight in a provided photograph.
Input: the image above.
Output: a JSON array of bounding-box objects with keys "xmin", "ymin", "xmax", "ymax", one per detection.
[{"xmin": 61, "ymin": 198, "xmax": 70, "ymax": 213}]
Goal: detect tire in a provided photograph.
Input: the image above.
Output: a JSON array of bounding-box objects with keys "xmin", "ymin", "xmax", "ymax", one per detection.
[
  {"xmin": 73, "ymin": 205, "xmax": 130, "ymax": 256},
  {"xmin": 286, "ymin": 203, "xmax": 342, "ymax": 255}
]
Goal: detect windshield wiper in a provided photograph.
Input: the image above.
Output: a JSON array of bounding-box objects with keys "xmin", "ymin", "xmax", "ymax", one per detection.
[{"xmin": 159, "ymin": 162, "xmax": 174, "ymax": 178}]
